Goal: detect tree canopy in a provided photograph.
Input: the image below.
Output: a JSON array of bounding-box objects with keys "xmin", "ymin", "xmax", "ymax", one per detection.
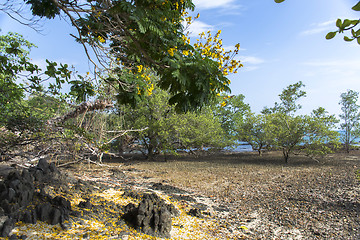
[
  {"xmin": 1, "ymin": 0, "xmax": 242, "ymax": 111},
  {"xmin": 339, "ymin": 89, "xmax": 360, "ymax": 153}
]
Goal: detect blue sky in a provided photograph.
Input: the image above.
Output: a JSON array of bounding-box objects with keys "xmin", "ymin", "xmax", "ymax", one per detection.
[{"xmin": 1, "ymin": 0, "xmax": 360, "ymax": 116}]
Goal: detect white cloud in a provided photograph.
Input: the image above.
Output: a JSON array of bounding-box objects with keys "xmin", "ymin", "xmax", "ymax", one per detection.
[
  {"xmin": 233, "ymin": 55, "xmax": 265, "ymax": 72},
  {"xmin": 242, "ymin": 66, "xmax": 260, "ymax": 72},
  {"xmin": 299, "ymin": 20, "xmax": 334, "ymax": 36},
  {"xmin": 184, "ymin": 20, "xmax": 213, "ymax": 37},
  {"xmin": 193, "ymin": 0, "xmax": 237, "ymax": 9},
  {"xmin": 240, "ymin": 56, "xmax": 265, "ymax": 65},
  {"xmin": 301, "ymin": 59, "xmax": 360, "ymax": 91}
]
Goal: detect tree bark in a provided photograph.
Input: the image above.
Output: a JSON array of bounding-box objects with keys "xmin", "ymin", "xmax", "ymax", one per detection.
[{"xmin": 47, "ymin": 99, "xmax": 113, "ymax": 126}]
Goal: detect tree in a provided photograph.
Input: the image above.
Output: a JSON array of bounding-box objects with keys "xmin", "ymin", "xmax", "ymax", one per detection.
[
  {"xmin": 339, "ymin": 89, "xmax": 360, "ymax": 153},
  {"xmin": 267, "ymin": 113, "xmax": 308, "ymax": 163},
  {"xmin": 122, "ymin": 83, "xmax": 225, "ymax": 159},
  {"xmin": 238, "ymin": 113, "xmax": 271, "ymax": 156},
  {"xmin": 165, "ymin": 107, "xmax": 225, "ymax": 154},
  {"xmin": 262, "ymin": 81, "xmax": 306, "ymax": 115},
  {"xmin": 213, "ymin": 94, "xmax": 250, "ymax": 144},
  {"xmin": 258, "ymin": 82, "xmax": 339, "ymax": 163},
  {"xmin": 1, "ymin": 0, "xmax": 243, "ymax": 111},
  {"xmin": 0, "ymin": 31, "xmax": 74, "ymax": 131},
  {"xmin": 303, "ymin": 107, "xmax": 340, "ymax": 157},
  {"xmin": 0, "ymin": 31, "xmax": 114, "ymax": 162},
  {"xmin": 275, "ymin": 0, "xmax": 360, "ymax": 45}
]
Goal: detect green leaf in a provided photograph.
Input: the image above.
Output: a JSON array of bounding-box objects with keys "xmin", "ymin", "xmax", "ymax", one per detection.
[
  {"xmin": 352, "ymin": 1, "xmax": 360, "ymax": 11},
  {"xmin": 357, "ymin": 37, "xmax": 360, "ymax": 45},
  {"xmin": 326, "ymin": 31, "xmax": 337, "ymax": 40},
  {"xmin": 344, "ymin": 36, "xmax": 354, "ymax": 42},
  {"xmin": 336, "ymin": 19, "xmax": 342, "ymax": 28},
  {"xmin": 342, "ymin": 19, "xmax": 352, "ymax": 28},
  {"xmin": 355, "ymin": 28, "xmax": 360, "ymax": 37},
  {"xmin": 274, "ymin": 0, "xmax": 285, "ymax": 3}
]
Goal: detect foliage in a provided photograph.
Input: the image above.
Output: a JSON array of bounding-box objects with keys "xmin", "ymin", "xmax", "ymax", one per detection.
[
  {"xmin": 339, "ymin": 89, "xmax": 360, "ymax": 153},
  {"xmin": 213, "ymin": 94, "xmax": 250, "ymax": 144},
  {"xmin": 241, "ymin": 82, "xmax": 339, "ymax": 163},
  {"xmin": 11, "ymin": 0, "xmax": 243, "ymax": 111},
  {"xmin": 122, "ymin": 84, "xmax": 225, "ymax": 158},
  {"xmin": 261, "ymin": 81, "xmax": 306, "ymax": 115},
  {"xmin": 165, "ymin": 107, "xmax": 225, "ymax": 153},
  {"xmin": 275, "ymin": 0, "xmax": 360, "ymax": 45},
  {"xmin": 237, "ymin": 113, "xmax": 271, "ymax": 156},
  {"xmin": 266, "ymin": 113, "xmax": 308, "ymax": 163},
  {"xmin": 302, "ymin": 107, "xmax": 340, "ymax": 157}
]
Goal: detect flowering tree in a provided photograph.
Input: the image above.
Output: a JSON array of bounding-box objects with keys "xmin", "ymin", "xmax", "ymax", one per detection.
[{"xmin": 1, "ymin": 0, "xmax": 242, "ymax": 111}]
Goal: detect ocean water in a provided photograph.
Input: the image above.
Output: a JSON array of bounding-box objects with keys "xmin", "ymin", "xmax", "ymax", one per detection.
[
  {"xmin": 227, "ymin": 142, "xmax": 253, "ymax": 152},
  {"xmin": 231, "ymin": 131, "xmax": 360, "ymax": 153}
]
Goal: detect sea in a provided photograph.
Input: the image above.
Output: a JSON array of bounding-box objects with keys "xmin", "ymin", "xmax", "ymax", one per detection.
[{"xmin": 231, "ymin": 130, "xmax": 360, "ymax": 153}]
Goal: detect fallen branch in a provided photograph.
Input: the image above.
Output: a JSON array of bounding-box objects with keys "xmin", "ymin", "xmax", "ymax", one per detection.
[{"xmin": 48, "ymin": 99, "xmax": 114, "ymax": 126}]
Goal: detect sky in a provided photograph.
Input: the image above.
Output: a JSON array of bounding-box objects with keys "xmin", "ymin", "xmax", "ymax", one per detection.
[{"xmin": 1, "ymin": 0, "xmax": 360, "ymax": 116}]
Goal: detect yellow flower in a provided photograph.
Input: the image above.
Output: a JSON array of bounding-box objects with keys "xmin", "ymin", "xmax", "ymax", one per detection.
[
  {"xmin": 147, "ymin": 84, "xmax": 154, "ymax": 96},
  {"xmin": 167, "ymin": 47, "xmax": 176, "ymax": 56},
  {"xmin": 220, "ymin": 101, "xmax": 227, "ymax": 107},
  {"xmin": 98, "ymin": 35, "xmax": 105, "ymax": 43},
  {"xmin": 137, "ymin": 65, "xmax": 143, "ymax": 73},
  {"xmin": 182, "ymin": 50, "xmax": 189, "ymax": 56}
]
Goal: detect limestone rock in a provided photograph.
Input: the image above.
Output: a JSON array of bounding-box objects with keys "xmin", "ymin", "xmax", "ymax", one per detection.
[{"xmin": 122, "ymin": 193, "xmax": 177, "ymax": 238}]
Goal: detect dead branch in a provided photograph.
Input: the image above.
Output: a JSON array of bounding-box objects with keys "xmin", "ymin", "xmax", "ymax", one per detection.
[{"xmin": 48, "ymin": 99, "xmax": 114, "ymax": 126}]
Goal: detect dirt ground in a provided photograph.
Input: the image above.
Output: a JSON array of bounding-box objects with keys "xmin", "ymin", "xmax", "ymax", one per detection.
[
  {"xmin": 96, "ymin": 150, "xmax": 360, "ymax": 239},
  {"xmin": 2, "ymin": 150, "xmax": 360, "ymax": 239}
]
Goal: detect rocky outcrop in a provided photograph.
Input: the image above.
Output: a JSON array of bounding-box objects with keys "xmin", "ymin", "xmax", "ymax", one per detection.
[
  {"xmin": 0, "ymin": 159, "xmax": 72, "ymax": 238},
  {"xmin": 122, "ymin": 193, "xmax": 179, "ymax": 238}
]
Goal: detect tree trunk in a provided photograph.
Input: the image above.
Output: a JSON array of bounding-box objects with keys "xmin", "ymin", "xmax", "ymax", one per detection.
[{"xmin": 283, "ymin": 149, "xmax": 289, "ymax": 164}]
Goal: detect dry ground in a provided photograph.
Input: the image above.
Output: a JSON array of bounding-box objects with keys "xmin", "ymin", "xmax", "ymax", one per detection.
[
  {"xmin": 2, "ymin": 151, "xmax": 360, "ymax": 239},
  {"xmin": 102, "ymin": 151, "xmax": 360, "ymax": 239}
]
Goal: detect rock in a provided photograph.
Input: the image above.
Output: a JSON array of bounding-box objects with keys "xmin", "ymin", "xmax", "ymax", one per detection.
[
  {"xmin": 188, "ymin": 208, "xmax": 203, "ymax": 218},
  {"xmin": 1, "ymin": 170, "xmax": 35, "ymax": 210},
  {"xmin": 0, "ymin": 217, "xmax": 14, "ymax": 237},
  {"xmin": 0, "ymin": 159, "xmax": 72, "ymax": 237},
  {"xmin": 37, "ymin": 158, "xmax": 51, "ymax": 174},
  {"xmin": 50, "ymin": 208, "xmax": 62, "ymax": 225},
  {"xmin": 35, "ymin": 196, "xmax": 71, "ymax": 225},
  {"xmin": 0, "ymin": 215, "xmax": 8, "ymax": 230},
  {"xmin": 78, "ymin": 198, "xmax": 92, "ymax": 209},
  {"xmin": 29, "ymin": 159, "xmax": 61, "ymax": 183},
  {"xmin": 52, "ymin": 196, "xmax": 71, "ymax": 212},
  {"xmin": 22, "ymin": 210, "xmax": 37, "ymax": 224},
  {"xmin": 36, "ymin": 202, "xmax": 52, "ymax": 223},
  {"xmin": 122, "ymin": 189, "xmax": 142, "ymax": 199},
  {"xmin": 122, "ymin": 193, "xmax": 175, "ymax": 238}
]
